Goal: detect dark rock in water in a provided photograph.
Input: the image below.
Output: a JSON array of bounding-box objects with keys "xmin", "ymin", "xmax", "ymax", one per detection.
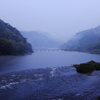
[{"xmin": 73, "ymin": 60, "xmax": 100, "ymax": 74}]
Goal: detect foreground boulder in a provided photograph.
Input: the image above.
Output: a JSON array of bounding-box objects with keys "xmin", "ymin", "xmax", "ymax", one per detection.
[{"xmin": 73, "ymin": 61, "xmax": 100, "ymax": 74}]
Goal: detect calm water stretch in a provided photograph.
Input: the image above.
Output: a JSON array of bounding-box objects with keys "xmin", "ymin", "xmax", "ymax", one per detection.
[
  {"xmin": 0, "ymin": 51, "xmax": 100, "ymax": 100},
  {"xmin": 0, "ymin": 51, "xmax": 100, "ymax": 73}
]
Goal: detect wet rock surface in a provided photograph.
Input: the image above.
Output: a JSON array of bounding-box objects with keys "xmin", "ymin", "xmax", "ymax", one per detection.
[{"xmin": 0, "ymin": 66, "xmax": 100, "ymax": 100}]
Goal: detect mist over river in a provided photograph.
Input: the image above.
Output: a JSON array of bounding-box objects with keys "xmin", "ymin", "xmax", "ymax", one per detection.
[{"xmin": 0, "ymin": 51, "xmax": 100, "ymax": 100}]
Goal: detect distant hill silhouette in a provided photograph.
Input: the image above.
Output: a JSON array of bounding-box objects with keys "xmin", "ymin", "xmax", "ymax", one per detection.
[
  {"xmin": 61, "ymin": 26, "xmax": 100, "ymax": 54},
  {"xmin": 0, "ymin": 19, "xmax": 33, "ymax": 55},
  {"xmin": 21, "ymin": 31, "xmax": 62, "ymax": 48}
]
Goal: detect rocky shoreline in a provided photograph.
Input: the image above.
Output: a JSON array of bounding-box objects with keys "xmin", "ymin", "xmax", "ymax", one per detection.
[{"xmin": 0, "ymin": 66, "xmax": 100, "ymax": 100}]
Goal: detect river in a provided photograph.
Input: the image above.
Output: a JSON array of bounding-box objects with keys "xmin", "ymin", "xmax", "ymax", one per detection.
[
  {"xmin": 0, "ymin": 51, "xmax": 100, "ymax": 100},
  {"xmin": 0, "ymin": 51, "xmax": 100, "ymax": 73}
]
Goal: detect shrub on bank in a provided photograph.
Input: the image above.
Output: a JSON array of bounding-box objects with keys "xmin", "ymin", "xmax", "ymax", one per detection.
[{"xmin": 73, "ymin": 61, "xmax": 100, "ymax": 74}]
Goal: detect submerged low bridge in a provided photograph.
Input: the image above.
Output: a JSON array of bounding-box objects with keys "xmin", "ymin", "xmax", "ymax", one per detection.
[{"xmin": 33, "ymin": 49, "xmax": 67, "ymax": 52}]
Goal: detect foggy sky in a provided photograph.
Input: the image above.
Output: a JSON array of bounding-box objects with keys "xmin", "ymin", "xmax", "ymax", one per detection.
[{"xmin": 0, "ymin": 0, "xmax": 100, "ymax": 41}]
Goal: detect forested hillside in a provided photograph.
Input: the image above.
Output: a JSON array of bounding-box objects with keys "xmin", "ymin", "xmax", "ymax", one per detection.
[
  {"xmin": 61, "ymin": 26, "xmax": 100, "ymax": 54},
  {"xmin": 0, "ymin": 19, "xmax": 33, "ymax": 55}
]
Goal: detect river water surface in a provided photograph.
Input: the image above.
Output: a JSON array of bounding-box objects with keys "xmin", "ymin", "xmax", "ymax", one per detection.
[
  {"xmin": 0, "ymin": 51, "xmax": 100, "ymax": 100},
  {"xmin": 0, "ymin": 51, "xmax": 100, "ymax": 73}
]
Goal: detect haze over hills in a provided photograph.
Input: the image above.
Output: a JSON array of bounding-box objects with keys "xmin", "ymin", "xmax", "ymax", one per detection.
[
  {"xmin": 21, "ymin": 31, "xmax": 63, "ymax": 48},
  {"xmin": 61, "ymin": 25, "xmax": 100, "ymax": 54}
]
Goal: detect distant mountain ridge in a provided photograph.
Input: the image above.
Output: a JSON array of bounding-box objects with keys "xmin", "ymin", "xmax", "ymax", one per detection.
[
  {"xmin": 21, "ymin": 31, "xmax": 62, "ymax": 48},
  {"xmin": 0, "ymin": 19, "xmax": 33, "ymax": 55},
  {"xmin": 61, "ymin": 25, "xmax": 100, "ymax": 54}
]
